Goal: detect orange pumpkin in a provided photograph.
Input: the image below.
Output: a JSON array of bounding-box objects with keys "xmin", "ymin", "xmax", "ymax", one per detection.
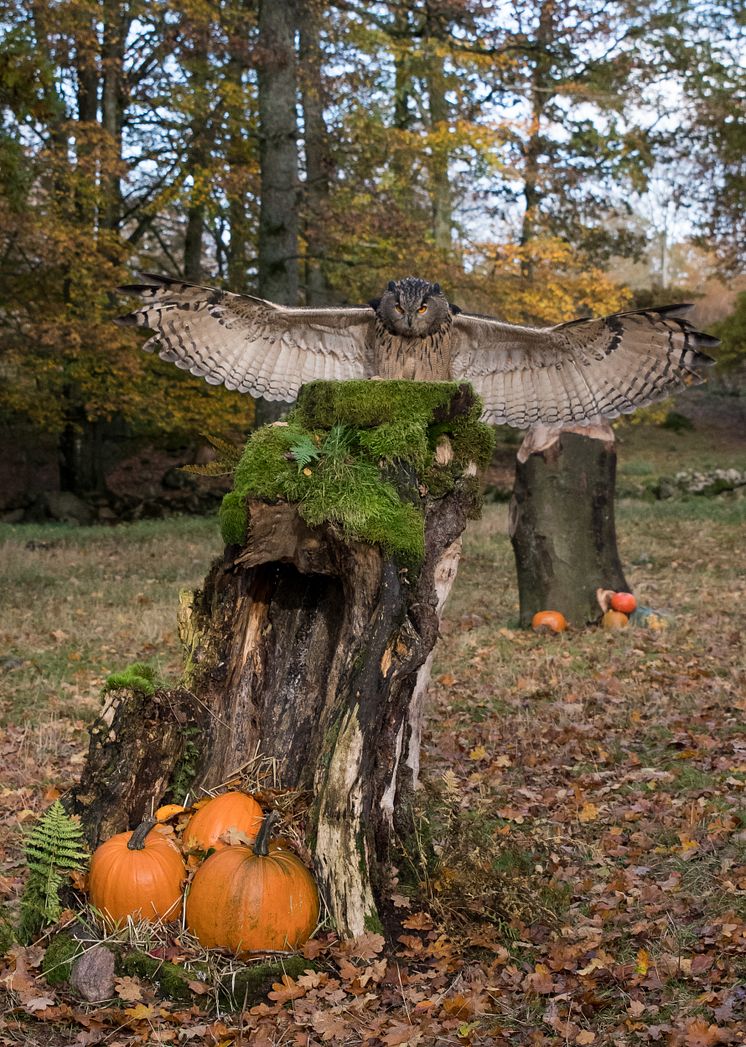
[
  {"xmin": 183, "ymin": 791, "xmax": 263, "ymax": 853},
  {"xmin": 89, "ymin": 817, "xmax": 186, "ymax": 925},
  {"xmin": 610, "ymin": 592, "xmax": 637, "ymax": 614},
  {"xmin": 531, "ymin": 610, "xmax": 567, "ymax": 634},
  {"xmin": 602, "ymin": 609, "xmax": 629, "ymax": 630},
  {"xmin": 185, "ymin": 811, "xmax": 319, "ymax": 955},
  {"xmin": 155, "ymin": 804, "xmax": 186, "ymax": 822}
]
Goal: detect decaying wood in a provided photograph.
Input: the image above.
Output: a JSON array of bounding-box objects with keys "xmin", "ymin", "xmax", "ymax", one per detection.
[
  {"xmin": 70, "ymin": 385, "xmax": 485, "ymax": 937},
  {"xmin": 67, "ymin": 688, "xmax": 202, "ymax": 848},
  {"xmin": 510, "ymin": 425, "xmax": 628, "ymax": 627},
  {"xmin": 179, "ymin": 488, "xmax": 473, "ymax": 936}
]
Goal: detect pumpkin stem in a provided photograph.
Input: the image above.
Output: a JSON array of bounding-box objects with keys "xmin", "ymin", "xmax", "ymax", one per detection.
[
  {"xmin": 253, "ymin": 810, "xmax": 280, "ymax": 857},
  {"xmin": 127, "ymin": 816, "xmax": 158, "ymax": 850}
]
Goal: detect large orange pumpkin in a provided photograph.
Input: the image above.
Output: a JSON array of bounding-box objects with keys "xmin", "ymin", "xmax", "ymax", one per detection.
[
  {"xmin": 531, "ymin": 610, "xmax": 567, "ymax": 634},
  {"xmin": 183, "ymin": 791, "xmax": 263, "ymax": 853},
  {"xmin": 185, "ymin": 811, "xmax": 319, "ymax": 955},
  {"xmin": 89, "ymin": 817, "xmax": 186, "ymax": 925}
]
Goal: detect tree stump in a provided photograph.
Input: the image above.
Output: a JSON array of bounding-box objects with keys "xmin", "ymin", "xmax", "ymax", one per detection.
[
  {"xmin": 509, "ymin": 422, "xmax": 629, "ymax": 627},
  {"xmin": 68, "ymin": 381, "xmax": 494, "ymax": 938}
]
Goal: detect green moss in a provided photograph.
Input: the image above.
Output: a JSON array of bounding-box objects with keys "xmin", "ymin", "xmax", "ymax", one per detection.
[
  {"xmin": 364, "ymin": 910, "xmax": 385, "ymax": 935},
  {"xmin": 358, "ymin": 419, "xmax": 430, "ymax": 469},
  {"xmin": 42, "ymin": 933, "xmax": 83, "ymax": 985},
  {"xmin": 168, "ymin": 725, "xmax": 202, "ymax": 804},
  {"xmin": 104, "ymin": 662, "xmax": 159, "ymax": 696},
  {"xmin": 119, "ymin": 950, "xmax": 194, "ymax": 1002},
  {"xmin": 0, "ymin": 915, "xmax": 15, "ymax": 956},
  {"xmin": 293, "ymin": 380, "xmax": 468, "ymax": 429},
  {"xmin": 219, "ymin": 955, "xmax": 314, "ymax": 1008},
  {"xmin": 219, "ymin": 490, "xmax": 249, "ymax": 547},
  {"xmin": 221, "ymin": 381, "xmax": 490, "ymax": 569}
]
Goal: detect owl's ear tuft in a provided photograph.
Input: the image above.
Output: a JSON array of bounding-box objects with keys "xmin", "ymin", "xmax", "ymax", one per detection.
[
  {"xmin": 387, "ymin": 280, "xmax": 397, "ymax": 293},
  {"xmin": 368, "ymin": 298, "xmax": 381, "ymax": 311},
  {"xmin": 449, "ymin": 303, "xmax": 462, "ymax": 315},
  {"xmin": 432, "ymin": 283, "xmax": 441, "ymax": 295}
]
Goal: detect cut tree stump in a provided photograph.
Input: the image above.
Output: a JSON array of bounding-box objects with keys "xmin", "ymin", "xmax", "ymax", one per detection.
[
  {"xmin": 510, "ymin": 422, "xmax": 629, "ymax": 627},
  {"xmin": 68, "ymin": 381, "xmax": 494, "ymax": 938}
]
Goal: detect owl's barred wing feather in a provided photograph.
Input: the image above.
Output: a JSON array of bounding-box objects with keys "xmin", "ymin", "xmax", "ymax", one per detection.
[
  {"xmin": 115, "ymin": 274, "xmax": 376, "ymax": 401},
  {"xmin": 451, "ymin": 305, "xmax": 717, "ymax": 427}
]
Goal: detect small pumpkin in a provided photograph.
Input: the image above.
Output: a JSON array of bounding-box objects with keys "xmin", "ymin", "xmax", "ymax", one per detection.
[
  {"xmin": 155, "ymin": 803, "xmax": 186, "ymax": 822},
  {"xmin": 185, "ymin": 810, "xmax": 319, "ymax": 955},
  {"xmin": 601, "ymin": 609, "xmax": 629, "ymax": 630},
  {"xmin": 531, "ymin": 610, "xmax": 567, "ymax": 634},
  {"xmin": 183, "ymin": 791, "xmax": 263, "ymax": 853},
  {"xmin": 89, "ymin": 817, "xmax": 186, "ymax": 926},
  {"xmin": 610, "ymin": 592, "xmax": 637, "ymax": 614},
  {"xmin": 630, "ymin": 605, "xmax": 669, "ymax": 631}
]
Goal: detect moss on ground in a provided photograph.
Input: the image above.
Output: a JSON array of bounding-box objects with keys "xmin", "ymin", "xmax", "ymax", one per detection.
[
  {"xmin": 221, "ymin": 381, "xmax": 495, "ymax": 568},
  {"xmin": 41, "ymin": 932, "xmax": 83, "ymax": 985}
]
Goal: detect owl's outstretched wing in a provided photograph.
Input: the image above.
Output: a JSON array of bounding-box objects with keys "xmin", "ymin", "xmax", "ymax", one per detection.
[
  {"xmin": 116, "ymin": 274, "xmax": 376, "ymax": 401},
  {"xmin": 451, "ymin": 305, "xmax": 717, "ymax": 427}
]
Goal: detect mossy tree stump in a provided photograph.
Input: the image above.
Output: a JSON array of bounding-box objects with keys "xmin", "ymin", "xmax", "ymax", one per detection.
[
  {"xmin": 510, "ymin": 422, "xmax": 629, "ymax": 626},
  {"xmin": 69, "ymin": 381, "xmax": 494, "ymax": 938}
]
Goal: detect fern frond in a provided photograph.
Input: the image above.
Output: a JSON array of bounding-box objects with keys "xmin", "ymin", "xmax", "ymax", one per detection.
[
  {"xmin": 181, "ymin": 433, "xmax": 244, "ymax": 478},
  {"xmin": 289, "ymin": 434, "xmax": 322, "ymax": 471},
  {"xmin": 19, "ymin": 801, "xmax": 88, "ymax": 942}
]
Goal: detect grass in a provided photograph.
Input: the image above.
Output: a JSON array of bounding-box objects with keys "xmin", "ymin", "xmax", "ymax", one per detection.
[{"xmin": 0, "ymin": 516, "xmax": 222, "ymax": 722}]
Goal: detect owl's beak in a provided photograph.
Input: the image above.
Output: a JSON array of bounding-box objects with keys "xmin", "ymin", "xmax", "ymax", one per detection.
[{"xmin": 406, "ymin": 315, "xmax": 413, "ymax": 329}]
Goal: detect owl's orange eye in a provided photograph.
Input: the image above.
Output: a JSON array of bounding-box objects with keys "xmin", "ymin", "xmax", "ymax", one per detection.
[
  {"xmin": 418, "ymin": 305, "xmax": 428, "ymax": 314},
  {"xmin": 395, "ymin": 305, "xmax": 404, "ymax": 315}
]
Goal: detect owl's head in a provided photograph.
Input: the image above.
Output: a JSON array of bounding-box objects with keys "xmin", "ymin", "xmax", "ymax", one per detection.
[{"xmin": 375, "ymin": 277, "xmax": 451, "ymax": 337}]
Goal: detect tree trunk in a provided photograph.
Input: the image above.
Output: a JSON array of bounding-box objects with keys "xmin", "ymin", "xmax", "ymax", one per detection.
[
  {"xmin": 255, "ymin": 0, "xmax": 299, "ymax": 423},
  {"xmin": 299, "ymin": 0, "xmax": 333, "ymax": 305},
  {"xmin": 68, "ymin": 382, "xmax": 488, "ymax": 938},
  {"xmin": 424, "ymin": 14, "xmax": 452, "ymax": 251},
  {"xmin": 257, "ymin": 0, "xmax": 299, "ymax": 304},
  {"xmin": 509, "ymin": 424, "xmax": 629, "ymax": 627},
  {"xmin": 182, "ymin": 20, "xmax": 211, "ymax": 282}
]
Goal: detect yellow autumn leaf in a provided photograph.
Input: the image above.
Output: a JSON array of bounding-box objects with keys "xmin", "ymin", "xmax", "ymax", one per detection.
[
  {"xmin": 635, "ymin": 948, "xmax": 650, "ymax": 975},
  {"xmin": 469, "ymin": 745, "xmax": 487, "ymax": 761},
  {"xmin": 579, "ymin": 802, "xmax": 600, "ymax": 823}
]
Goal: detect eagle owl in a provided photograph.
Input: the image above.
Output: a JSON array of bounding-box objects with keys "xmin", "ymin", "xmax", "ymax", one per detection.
[{"xmin": 116, "ymin": 275, "xmax": 716, "ymax": 427}]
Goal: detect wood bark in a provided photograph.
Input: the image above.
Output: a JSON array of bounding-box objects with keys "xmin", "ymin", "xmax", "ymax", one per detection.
[
  {"xmin": 257, "ymin": 0, "xmax": 299, "ymax": 304},
  {"xmin": 69, "ymin": 388, "xmax": 481, "ymax": 938},
  {"xmin": 299, "ymin": 0, "xmax": 333, "ymax": 305},
  {"xmin": 510, "ymin": 424, "xmax": 629, "ymax": 627}
]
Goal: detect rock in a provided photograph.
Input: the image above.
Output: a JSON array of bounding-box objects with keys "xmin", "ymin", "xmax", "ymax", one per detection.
[
  {"xmin": 43, "ymin": 491, "xmax": 94, "ymax": 525},
  {"xmin": 70, "ymin": 944, "xmax": 116, "ymax": 1002},
  {"xmin": 0, "ymin": 508, "xmax": 25, "ymax": 523},
  {"xmin": 162, "ymin": 466, "xmax": 196, "ymax": 490}
]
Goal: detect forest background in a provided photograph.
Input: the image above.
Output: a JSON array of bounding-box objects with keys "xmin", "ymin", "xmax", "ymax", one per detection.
[{"xmin": 0, "ymin": 0, "xmax": 744, "ymax": 515}]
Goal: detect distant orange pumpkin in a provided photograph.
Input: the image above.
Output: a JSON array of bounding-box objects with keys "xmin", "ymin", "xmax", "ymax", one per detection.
[
  {"xmin": 602, "ymin": 609, "xmax": 629, "ymax": 630},
  {"xmin": 531, "ymin": 610, "xmax": 567, "ymax": 634},
  {"xmin": 610, "ymin": 592, "xmax": 637, "ymax": 614},
  {"xmin": 183, "ymin": 791, "xmax": 263, "ymax": 853}
]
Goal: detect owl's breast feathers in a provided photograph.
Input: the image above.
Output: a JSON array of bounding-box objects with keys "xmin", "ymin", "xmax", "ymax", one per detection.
[{"xmin": 373, "ymin": 314, "xmax": 454, "ymax": 381}]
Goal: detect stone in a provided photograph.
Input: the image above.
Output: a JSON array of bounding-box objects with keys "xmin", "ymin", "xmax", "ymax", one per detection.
[
  {"xmin": 43, "ymin": 491, "xmax": 94, "ymax": 525},
  {"xmin": 70, "ymin": 944, "xmax": 116, "ymax": 1002}
]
